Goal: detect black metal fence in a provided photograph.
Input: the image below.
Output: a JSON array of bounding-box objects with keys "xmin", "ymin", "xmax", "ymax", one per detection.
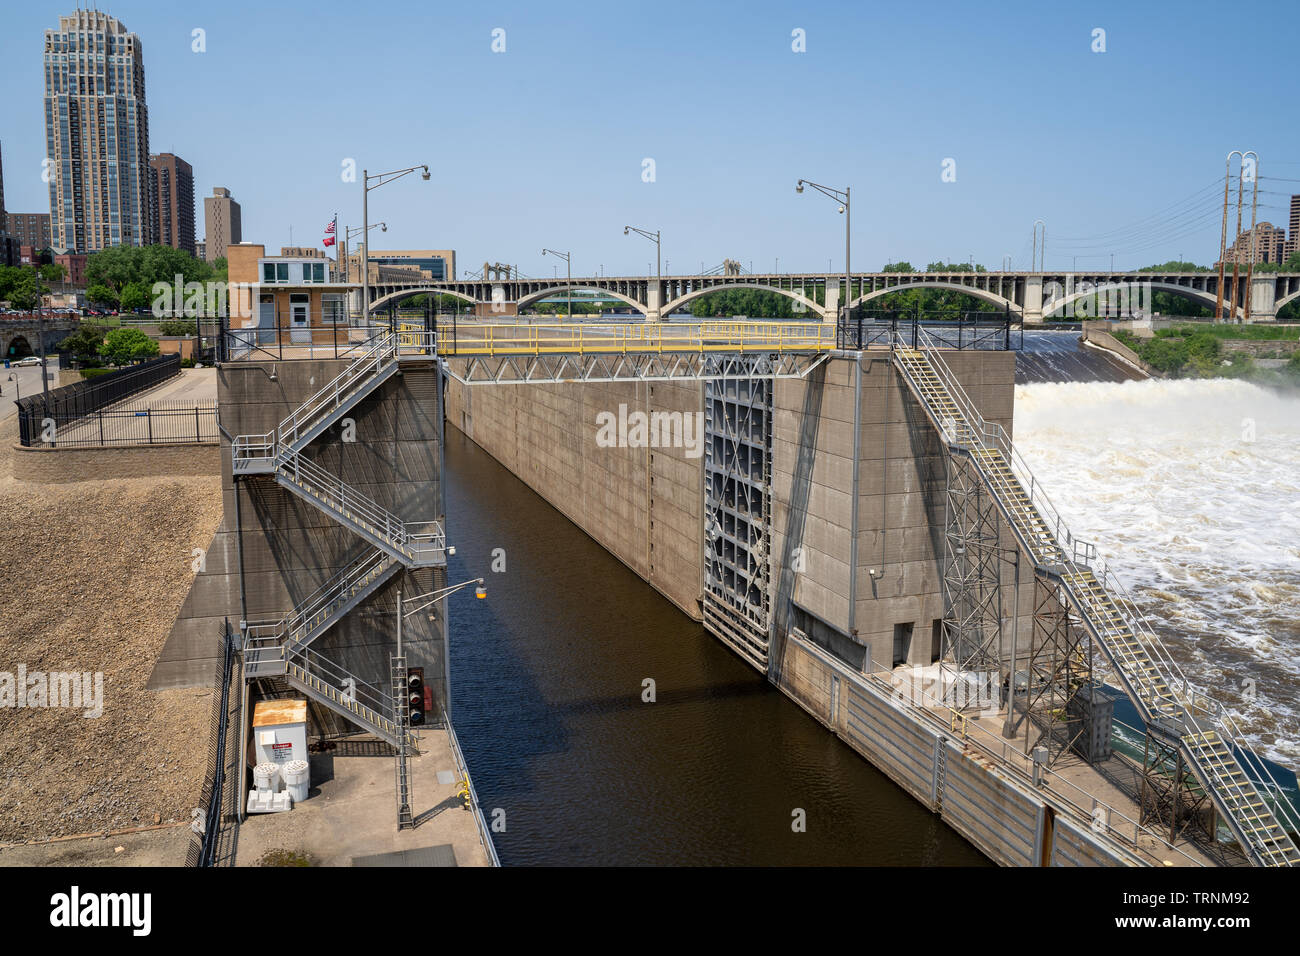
[
  {"xmin": 16, "ymin": 354, "xmax": 181, "ymax": 446},
  {"xmin": 35, "ymin": 400, "xmax": 217, "ymax": 447},
  {"xmin": 837, "ymin": 306, "xmax": 1021, "ymax": 351},
  {"xmin": 185, "ymin": 620, "xmax": 238, "ymax": 867}
]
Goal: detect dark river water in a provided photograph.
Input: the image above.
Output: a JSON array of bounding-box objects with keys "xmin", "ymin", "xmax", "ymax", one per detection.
[{"xmin": 443, "ymin": 425, "xmax": 988, "ymax": 866}]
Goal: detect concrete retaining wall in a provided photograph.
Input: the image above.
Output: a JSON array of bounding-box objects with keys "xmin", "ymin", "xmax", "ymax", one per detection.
[
  {"xmin": 11, "ymin": 441, "xmax": 220, "ymax": 483},
  {"xmin": 445, "ymin": 376, "xmax": 704, "ymax": 618},
  {"xmin": 1081, "ymin": 324, "xmax": 1157, "ymax": 377}
]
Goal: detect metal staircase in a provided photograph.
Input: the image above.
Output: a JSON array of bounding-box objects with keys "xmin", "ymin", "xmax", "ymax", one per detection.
[
  {"xmin": 243, "ymin": 549, "xmax": 399, "ymax": 666},
  {"xmin": 235, "ymin": 328, "xmax": 442, "ymax": 750},
  {"xmin": 891, "ymin": 327, "xmax": 1300, "ymax": 867}
]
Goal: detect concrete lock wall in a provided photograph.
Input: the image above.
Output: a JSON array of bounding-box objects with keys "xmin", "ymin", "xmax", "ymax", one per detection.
[
  {"xmin": 769, "ymin": 351, "xmax": 1037, "ymax": 674},
  {"xmin": 444, "ymin": 351, "xmax": 1038, "ymax": 677},
  {"xmin": 445, "ymin": 375, "xmax": 704, "ymax": 618},
  {"xmin": 443, "ymin": 351, "xmax": 1093, "ymax": 864},
  {"xmin": 779, "ymin": 630, "xmax": 1132, "ymax": 867},
  {"xmin": 153, "ymin": 360, "xmax": 449, "ymax": 733}
]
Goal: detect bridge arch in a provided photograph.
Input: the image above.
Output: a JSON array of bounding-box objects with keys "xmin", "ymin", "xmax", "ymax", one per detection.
[
  {"xmin": 1274, "ymin": 288, "xmax": 1300, "ymax": 314},
  {"xmin": 660, "ymin": 282, "xmax": 828, "ymax": 319},
  {"xmin": 1042, "ymin": 280, "xmax": 1237, "ymax": 320},
  {"xmin": 368, "ymin": 287, "xmax": 480, "ymax": 312},
  {"xmin": 5, "ymin": 335, "xmax": 33, "ymax": 359},
  {"xmin": 515, "ymin": 284, "xmax": 646, "ymax": 315},
  {"xmin": 850, "ymin": 281, "xmax": 1018, "ymax": 314}
]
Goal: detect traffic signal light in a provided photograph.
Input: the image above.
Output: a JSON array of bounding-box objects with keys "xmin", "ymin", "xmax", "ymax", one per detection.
[{"xmin": 407, "ymin": 667, "xmax": 424, "ymax": 726}]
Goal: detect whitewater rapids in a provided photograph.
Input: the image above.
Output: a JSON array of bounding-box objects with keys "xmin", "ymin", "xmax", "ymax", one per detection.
[{"xmin": 1014, "ymin": 377, "xmax": 1300, "ymax": 767}]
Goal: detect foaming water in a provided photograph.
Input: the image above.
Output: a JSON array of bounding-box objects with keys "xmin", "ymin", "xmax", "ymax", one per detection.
[{"xmin": 1014, "ymin": 378, "xmax": 1300, "ymax": 765}]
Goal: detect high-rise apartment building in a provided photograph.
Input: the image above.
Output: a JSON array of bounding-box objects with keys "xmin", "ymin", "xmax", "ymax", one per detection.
[
  {"xmin": 1287, "ymin": 195, "xmax": 1300, "ymax": 260},
  {"xmin": 43, "ymin": 10, "xmax": 152, "ymax": 251},
  {"xmin": 149, "ymin": 152, "xmax": 195, "ymax": 254},
  {"xmin": 6, "ymin": 213, "xmax": 53, "ymax": 250},
  {"xmin": 204, "ymin": 186, "xmax": 241, "ymax": 262},
  {"xmin": 1223, "ymin": 222, "xmax": 1288, "ymax": 265},
  {"xmin": 0, "ymin": 140, "xmax": 11, "ymax": 266}
]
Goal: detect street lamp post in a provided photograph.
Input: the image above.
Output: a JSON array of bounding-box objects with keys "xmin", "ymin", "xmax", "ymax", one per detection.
[
  {"xmin": 342, "ymin": 222, "xmax": 387, "ymax": 288},
  {"xmin": 362, "ymin": 164, "xmax": 430, "ymax": 325},
  {"xmin": 542, "ymin": 249, "xmax": 571, "ymax": 320},
  {"xmin": 394, "ymin": 575, "xmax": 486, "ymax": 828},
  {"xmin": 796, "ymin": 178, "xmax": 851, "ymax": 324},
  {"xmin": 624, "ymin": 225, "xmax": 660, "ymax": 319}
]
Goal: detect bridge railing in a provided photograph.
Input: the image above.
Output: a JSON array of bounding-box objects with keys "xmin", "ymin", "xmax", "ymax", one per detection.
[{"xmin": 426, "ymin": 320, "xmax": 836, "ymax": 356}]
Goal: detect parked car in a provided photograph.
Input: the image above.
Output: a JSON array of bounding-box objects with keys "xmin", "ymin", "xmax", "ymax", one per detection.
[{"xmin": 13, "ymin": 356, "xmax": 44, "ymax": 366}]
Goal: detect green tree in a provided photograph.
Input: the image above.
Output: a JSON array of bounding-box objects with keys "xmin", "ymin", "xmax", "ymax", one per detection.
[
  {"xmin": 119, "ymin": 281, "xmax": 151, "ymax": 312},
  {"xmin": 1253, "ymin": 251, "xmax": 1300, "ymax": 274},
  {"xmin": 86, "ymin": 283, "xmax": 119, "ymax": 307},
  {"xmin": 99, "ymin": 328, "xmax": 160, "ymax": 366},
  {"xmin": 58, "ymin": 326, "xmax": 106, "ymax": 364},
  {"xmin": 0, "ymin": 266, "xmax": 39, "ymax": 310},
  {"xmin": 882, "ymin": 261, "xmax": 916, "ymax": 273},
  {"xmin": 1138, "ymin": 261, "xmax": 1212, "ymax": 273},
  {"xmin": 84, "ymin": 244, "xmax": 215, "ymax": 298},
  {"xmin": 39, "ymin": 263, "xmax": 66, "ymax": 284},
  {"xmin": 158, "ymin": 319, "xmax": 198, "ymax": 336}
]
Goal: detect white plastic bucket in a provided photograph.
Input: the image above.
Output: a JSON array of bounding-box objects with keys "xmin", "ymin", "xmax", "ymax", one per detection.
[
  {"xmin": 253, "ymin": 762, "xmax": 280, "ymax": 792},
  {"xmin": 281, "ymin": 759, "xmax": 310, "ymax": 804}
]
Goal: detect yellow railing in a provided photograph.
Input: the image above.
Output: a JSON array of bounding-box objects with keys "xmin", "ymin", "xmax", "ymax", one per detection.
[{"xmin": 402, "ymin": 320, "xmax": 836, "ymax": 356}]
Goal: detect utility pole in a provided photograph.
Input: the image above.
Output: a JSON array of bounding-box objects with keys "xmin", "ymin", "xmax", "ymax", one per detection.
[
  {"xmin": 1216, "ymin": 151, "xmax": 1243, "ymax": 323},
  {"xmin": 1243, "ymin": 152, "xmax": 1260, "ymax": 323}
]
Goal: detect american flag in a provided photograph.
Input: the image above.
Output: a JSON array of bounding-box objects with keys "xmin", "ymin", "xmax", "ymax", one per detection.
[{"xmin": 324, "ymin": 218, "xmax": 336, "ymax": 234}]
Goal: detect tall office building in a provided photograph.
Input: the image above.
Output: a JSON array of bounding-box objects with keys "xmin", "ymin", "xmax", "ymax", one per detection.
[
  {"xmin": 203, "ymin": 186, "xmax": 241, "ymax": 262},
  {"xmin": 43, "ymin": 10, "xmax": 152, "ymax": 251},
  {"xmin": 150, "ymin": 152, "xmax": 195, "ymax": 254}
]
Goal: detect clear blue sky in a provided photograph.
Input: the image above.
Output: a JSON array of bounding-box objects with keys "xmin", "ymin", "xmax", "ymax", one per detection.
[{"xmin": 2, "ymin": 0, "xmax": 1298, "ymax": 276}]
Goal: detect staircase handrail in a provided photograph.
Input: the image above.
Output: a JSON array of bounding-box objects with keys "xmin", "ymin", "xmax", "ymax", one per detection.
[
  {"xmin": 277, "ymin": 330, "xmax": 397, "ymax": 449},
  {"xmin": 898, "ymin": 325, "xmax": 1300, "ymax": 849}
]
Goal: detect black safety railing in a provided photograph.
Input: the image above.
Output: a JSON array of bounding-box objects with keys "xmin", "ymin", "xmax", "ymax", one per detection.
[
  {"xmin": 16, "ymin": 354, "xmax": 181, "ymax": 446},
  {"xmin": 838, "ymin": 305, "xmax": 1021, "ymax": 351},
  {"xmin": 34, "ymin": 400, "xmax": 218, "ymax": 447},
  {"xmin": 185, "ymin": 620, "xmax": 238, "ymax": 867},
  {"xmin": 221, "ymin": 321, "xmax": 393, "ymax": 362}
]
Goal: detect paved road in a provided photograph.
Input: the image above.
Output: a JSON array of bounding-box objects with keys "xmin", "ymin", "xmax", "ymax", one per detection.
[{"xmin": 0, "ymin": 364, "xmax": 58, "ymax": 423}]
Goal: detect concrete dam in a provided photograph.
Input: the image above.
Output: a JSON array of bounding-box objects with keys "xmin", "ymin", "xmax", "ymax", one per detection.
[{"xmin": 162, "ymin": 319, "xmax": 1297, "ymax": 868}]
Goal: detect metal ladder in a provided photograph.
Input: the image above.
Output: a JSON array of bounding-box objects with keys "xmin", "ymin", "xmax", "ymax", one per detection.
[{"xmin": 890, "ymin": 327, "xmax": 1300, "ymax": 867}]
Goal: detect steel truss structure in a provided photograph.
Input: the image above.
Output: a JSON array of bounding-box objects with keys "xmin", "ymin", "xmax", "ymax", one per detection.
[
  {"xmin": 702, "ymin": 359, "xmax": 775, "ymax": 671},
  {"xmin": 1141, "ymin": 728, "xmax": 1216, "ymax": 846},
  {"xmin": 1018, "ymin": 576, "xmax": 1093, "ymax": 764},
  {"xmin": 439, "ymin": 350, "xmax": 829, "ymax": 386},
  {"xmin": 940, "ymin": 451, "xmax": 1005, "ymax": 681}
]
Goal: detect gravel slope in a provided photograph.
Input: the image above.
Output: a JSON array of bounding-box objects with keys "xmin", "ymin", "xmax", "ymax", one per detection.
[{"xmin": 0, "ymin": 418, "xmax": 222, "ymax": 844}]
